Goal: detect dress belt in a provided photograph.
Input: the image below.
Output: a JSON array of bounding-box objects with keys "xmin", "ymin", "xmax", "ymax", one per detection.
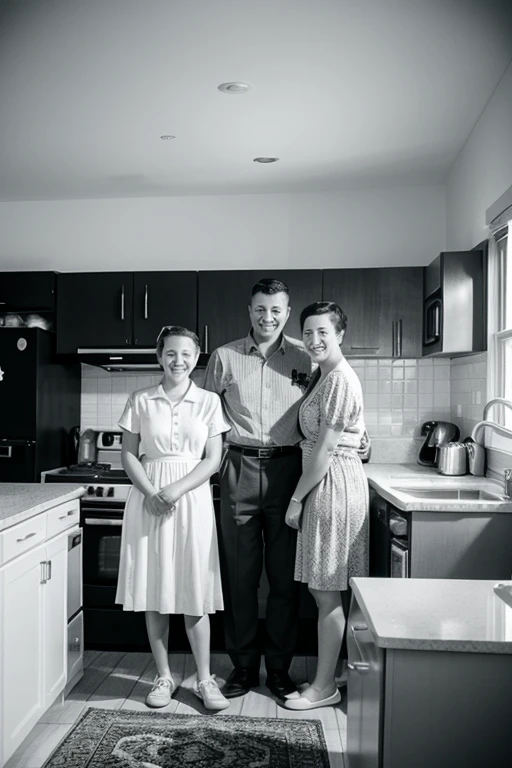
[{"xmin": 226, "ymin": 444, "xmax": 300, "ymax": 459}]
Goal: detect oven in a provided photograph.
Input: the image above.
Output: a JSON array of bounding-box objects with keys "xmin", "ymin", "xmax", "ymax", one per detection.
[{"xmin": 80, "ymin": 489, "xmax": 149, "ymax": 649}]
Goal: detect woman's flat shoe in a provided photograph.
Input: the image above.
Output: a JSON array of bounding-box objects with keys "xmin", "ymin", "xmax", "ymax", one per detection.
[{"xmin": 284, "ymin": 689, "xmax": 341, "ymax": 710}]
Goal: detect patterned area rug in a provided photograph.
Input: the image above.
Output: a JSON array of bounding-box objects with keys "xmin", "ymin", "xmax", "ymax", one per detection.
[{"xmin": 42, "ymin": 707, "xmax": 330, "ymax": 767}]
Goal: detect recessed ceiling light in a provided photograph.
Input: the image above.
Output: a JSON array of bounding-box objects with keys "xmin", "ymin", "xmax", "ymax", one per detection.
[
  {"xmin": 160, "ymin": 135, "xmax": 175, "ymax": 140},
  {"xmin": 218, "ymin": 81, "xmax": 251, "ymax": 94},
  {"xmin": 253, "ymin": 157, "xmax": 279, "ymax": 163}
]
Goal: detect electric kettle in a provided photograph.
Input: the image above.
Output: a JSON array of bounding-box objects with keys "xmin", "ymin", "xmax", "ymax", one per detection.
[
  {"xmin": 418, "ymin": 421, "xmax": 460, "ymax": 467},
  {"xmin": 436, "ymin": 442, "xmax": 467, "ymax": 475}
]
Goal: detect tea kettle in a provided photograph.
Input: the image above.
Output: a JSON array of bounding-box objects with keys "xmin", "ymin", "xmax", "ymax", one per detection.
[
  {"xmin": 418, "ymin": 421, "xmax": 460, "ymax": 467},
  {"xmin": 437, "ymin": 442, "xmax": 467, "ymax": 475}
]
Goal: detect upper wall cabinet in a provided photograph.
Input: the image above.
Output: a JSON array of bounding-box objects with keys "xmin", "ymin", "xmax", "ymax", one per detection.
[
  {"xmin": 197, "ymin": 270, "xmax": 323, "ymax": 352},
  {"xmin": 422, "ymin": 249, "xmax": 486, "ymax": 357},
  {"xmin": 0, "ymin": 271, "xmax": 56, "ymax": 311},
  {"xmin": 56, "ymin": 272, "xmax": 197, "ymax": 353},
  {"xmin": 322, "ymin": 267, "xmax": 424, "ymax": 358}
]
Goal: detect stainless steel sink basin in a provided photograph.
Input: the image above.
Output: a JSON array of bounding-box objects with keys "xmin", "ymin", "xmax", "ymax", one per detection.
[{"xmin": 390, "ymin": 487, "xmax": 507, "ymax": 502}]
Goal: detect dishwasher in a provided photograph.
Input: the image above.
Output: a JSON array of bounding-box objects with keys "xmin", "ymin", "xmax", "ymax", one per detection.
[{"xmin": 65, "ymin": 527, "xmax": 84, "ymax": 695}]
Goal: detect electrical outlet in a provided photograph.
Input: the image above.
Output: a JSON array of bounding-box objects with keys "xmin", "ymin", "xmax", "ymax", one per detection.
[{"xmin": 457, "ymin": 404, "xmax": 462, "ymax": 417}]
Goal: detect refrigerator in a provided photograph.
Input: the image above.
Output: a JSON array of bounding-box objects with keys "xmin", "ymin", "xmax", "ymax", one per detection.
[{"xmin": 0, "ymin": 328, "xmax": 81, "ymax": 481}]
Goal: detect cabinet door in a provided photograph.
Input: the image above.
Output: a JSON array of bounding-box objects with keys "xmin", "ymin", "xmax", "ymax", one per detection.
[
  {"xmin": 0, "ymin": 271, "xmax": 56, "ymax": 310},
  {"xmin": 0, "ymin": 544, "xmax": 45, "ymax": 765},
  {"xmin": 56, "ymin": 273, "xmax": 134, "ymax": 353},
  {"xmin": 43, "ymin": 534, "xmax": 67, "ymax": 707},
  {"xmin": 133, "ymin": 272, "xmax": 198, "ymax": 346},
  {"xmin": 323, "ymin": 267, "xmax": 422, "ymax": 357},
  {"xmin": 198, "ymin": 270, "xmax": 322, "ymax": 351}
]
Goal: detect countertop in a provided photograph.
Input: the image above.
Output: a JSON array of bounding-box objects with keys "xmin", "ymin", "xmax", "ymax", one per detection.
[
  {"xmin": 0, "ymin": 483, "xmax": 86, "ymax": 531},
  {"xmin": 350, "ymin": 577, "xmax": 512, "ymax": 654},
  {"xmin": 364, "ymin": 463, "xmax": 512, "ymax": 512}
]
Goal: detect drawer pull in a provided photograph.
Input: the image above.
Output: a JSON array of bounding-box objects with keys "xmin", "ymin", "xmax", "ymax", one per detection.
[
  {"xmin": 16, "ymin": 531, "xmax": 37, "ymax": 543},
  {"xmin": 348, "ymin": 661, "xmax": 370, "ymax": 673},
  {"xmin": 58, "ymin": 510, "xmax": 76, "ymax": 520}
]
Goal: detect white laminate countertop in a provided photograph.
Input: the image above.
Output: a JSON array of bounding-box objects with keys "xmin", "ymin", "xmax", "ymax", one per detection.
[
  {"xmin": 364, "ymin": 463, "xmax": 512, "ymax": 512},
  {"xmin": 0, "ymin": 483, "xmax": 86, "ymax": 531},
  {"xmin": 350, "ymin": 577, "xmax": 512, "ymax": 654}
]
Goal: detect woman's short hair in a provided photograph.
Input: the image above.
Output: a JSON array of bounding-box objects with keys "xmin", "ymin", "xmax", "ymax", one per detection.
[
  {"xmin": 251, "ymin": 278, "xmax": 289, "ymax": 298},
  {"xmin": 156, "ymin": 325, "xmax": 200, "ymax": 357},
  {"xmin": 300, "ymin": 301, "xmax": 348, "ymax": 334}
]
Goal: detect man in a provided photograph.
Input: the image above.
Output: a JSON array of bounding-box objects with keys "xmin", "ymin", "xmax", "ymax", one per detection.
[{"xmin": 204, "ymin": 278, "xmax": 312, "ymax": 702}]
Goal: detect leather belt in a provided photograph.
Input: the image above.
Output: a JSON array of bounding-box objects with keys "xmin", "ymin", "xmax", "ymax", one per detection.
[{"xmin": 227, "ymin": 444, "xmax": 300, "ymax": 459}]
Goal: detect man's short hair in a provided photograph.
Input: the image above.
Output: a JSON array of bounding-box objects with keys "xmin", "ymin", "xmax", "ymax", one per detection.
[{"xmin": 250, "ymin": 278, "xmax": 290, "ymax": 298}]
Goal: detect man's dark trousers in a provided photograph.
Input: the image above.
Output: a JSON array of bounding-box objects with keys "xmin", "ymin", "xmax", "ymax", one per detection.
[{"xmin": 218, "ymin": 447, "xmax": 302, "ymax": 672}]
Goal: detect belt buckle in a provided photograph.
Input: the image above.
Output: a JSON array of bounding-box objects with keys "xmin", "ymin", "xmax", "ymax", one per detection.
[{"xmin": 257, "ymin": 447, "xmax": 275, "ymax": 459}]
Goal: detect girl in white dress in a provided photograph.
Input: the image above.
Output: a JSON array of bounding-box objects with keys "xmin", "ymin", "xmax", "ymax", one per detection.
[{"xmin": 116, "ymin": 326, "xmax": 231, "ymax": 710}]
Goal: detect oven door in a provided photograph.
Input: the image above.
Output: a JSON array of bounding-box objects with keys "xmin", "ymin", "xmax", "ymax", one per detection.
[
  {"xmin": 81, "ymin": 503, "xmax": 124, "ymax": 604},
  {"xmin": 390, "ymin": 538, "xmax": 409, "ymax": 578}
]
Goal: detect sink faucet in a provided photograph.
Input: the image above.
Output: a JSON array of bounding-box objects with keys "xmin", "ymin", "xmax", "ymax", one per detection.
[
  {"xmin": 482, "ymin": 398, "xmax": 512, "ymax": 421},
  {"xmin": 471, "ymin": 398, "xmax": 512, "ymax": 446}
]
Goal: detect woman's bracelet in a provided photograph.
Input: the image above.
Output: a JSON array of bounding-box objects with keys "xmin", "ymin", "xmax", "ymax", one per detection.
[{"xmin": 291, "ymin": 496, "xmax": 302, "ymax": 504}]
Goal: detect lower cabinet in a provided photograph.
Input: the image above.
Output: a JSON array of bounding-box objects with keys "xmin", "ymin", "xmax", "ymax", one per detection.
[
  {"xmin": 346, "ymin": 595, "xmax": 512, "ymax": 768},
  {"xmin": 0, "ymin": 506, "xmax": 75, "ymax": 767}
]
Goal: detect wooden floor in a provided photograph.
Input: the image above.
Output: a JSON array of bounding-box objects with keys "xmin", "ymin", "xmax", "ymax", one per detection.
[{"xmin": 5, "ymin": 651, "xmax": 347, "ymax": 767}]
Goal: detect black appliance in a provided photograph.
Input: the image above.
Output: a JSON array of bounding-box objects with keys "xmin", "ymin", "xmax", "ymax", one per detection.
[
  {"xmin": 0, "ymin": 328, "xmax": 80, "ymax": 481},
  {"xmin": 417, "ymin": 420, "xmax": 460, "ymax": 467},
  {"xmin": 369, "ymin": 489, "xmax": 410, "ymax": 578}
]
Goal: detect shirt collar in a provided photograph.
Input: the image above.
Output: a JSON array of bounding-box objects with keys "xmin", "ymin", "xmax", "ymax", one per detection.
[
  {"xmin": 245, "ymin": 330, "xmax": 288, "ymax": 356},
  {"xmin": 146, "ymin": 380, "xmax": 202, "ymax": 402}
]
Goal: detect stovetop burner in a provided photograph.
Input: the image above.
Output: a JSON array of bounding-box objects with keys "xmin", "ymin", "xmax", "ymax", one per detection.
[
  {"xmin": 45, "ymin": 465, "xmax": 131, "ymax": 484},
  {"xmin": 69, "ymin": 463, "xmax": 111, "ymax": 472}
]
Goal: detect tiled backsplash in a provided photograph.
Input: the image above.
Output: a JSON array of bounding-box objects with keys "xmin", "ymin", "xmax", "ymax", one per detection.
[
  {"xmin": 450, "ymin": 352, "xmax": 488, "ymax": 440},
  {"xmin": 81, "ymin": 358, "xmax": 452, "ymax": 438}
]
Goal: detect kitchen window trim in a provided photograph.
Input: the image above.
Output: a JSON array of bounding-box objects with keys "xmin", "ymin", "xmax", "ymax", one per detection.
[{"xmin": 487, "ymin": 219, "xmax": 512, "ymax": 448}]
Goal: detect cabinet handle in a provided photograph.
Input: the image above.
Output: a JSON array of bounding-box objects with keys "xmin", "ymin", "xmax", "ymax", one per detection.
[
  {"xmin": 46, "ymin": 560, "xmax": 52, "ymax": 581},
  {"xmin": 397, "ymin": 319, "xmax": 403, "ymax": 357},
  {"xmin": 204, "ymin": 325, "xmax": 209, "ymax": 354},
  {"xmin": 40, "ymin": 561, "xmax": 47, "ymax": 584},
  {"xmin": 144, "ymin": 284, "xmax": 148, "ymax": 319},
  {"xmin": 120, "ymin": 284, "xmax": 125, "ymax": 320},
  {"xmin": 0, "ymin": 446, "xmax": 13, "ymax": 458},
  {"xmin": 16, "ymin": 531, "xmax": 36, "ymax": 543},
  {"xmin": 58, "ymin": 510, "xmax": 75, "ymax": 520},
  {"xmin": 348, "ymin": 661, "xmax": 370, "ymax": 673}
]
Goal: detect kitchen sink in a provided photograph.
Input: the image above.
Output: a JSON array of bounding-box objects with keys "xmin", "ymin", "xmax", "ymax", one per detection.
[{"xmin": 389, "ymin": 487, "xmax": 507, "ymax": 502}]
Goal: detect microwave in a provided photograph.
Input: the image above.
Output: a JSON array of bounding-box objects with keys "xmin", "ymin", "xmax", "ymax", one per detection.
[{"xmin": 423, "ymin": 295, "xmax": 442, "ymax": 346}]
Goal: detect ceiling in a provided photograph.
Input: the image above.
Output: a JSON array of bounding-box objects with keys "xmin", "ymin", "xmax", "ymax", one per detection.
[{"xmin": 0, "ymin": 0, "xmax": 511, "ymax": 202}]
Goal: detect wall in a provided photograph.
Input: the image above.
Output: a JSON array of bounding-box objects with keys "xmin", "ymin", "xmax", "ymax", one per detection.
[
  {"xmin": 0, "ymin": 185, "xmax": 445, "ymax": 271},
  {"xmin": 445, "ymin": 59, "xmax": 512, "ymax": 462},
  {"xmin": 445, "ymin": 59, "xmax": 512, "ymax": 250},
  {"xmin": 81, "ymin": 357, "xmax": 452, "ymax": 464}
]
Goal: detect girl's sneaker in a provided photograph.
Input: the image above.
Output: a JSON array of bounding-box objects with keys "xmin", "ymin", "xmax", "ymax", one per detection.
[
  {"xmin": 194, "ymin": 674, "xmax": 230, "ymax": 711},
  {"xmin": 145, "ymin": 675, "xmax": 175, "ymax": 708}
]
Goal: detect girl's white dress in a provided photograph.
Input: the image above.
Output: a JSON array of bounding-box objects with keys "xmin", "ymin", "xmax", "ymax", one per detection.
[{"xmin": 115, "ymin": 380, "xmax": 230, "ymax": 616}]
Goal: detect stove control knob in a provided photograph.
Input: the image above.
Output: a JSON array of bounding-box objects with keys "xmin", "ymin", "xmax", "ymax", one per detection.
[
  {"xmin": 107, "ymin": 487, "xmax": 114, "ymax": 497},
  {"xmin": 87, "ymin": 486, "xmax": 95, "ymax": 495},
  {"xmin": 95, "ymin": 487, "xmax": 104, "ymax": 497}
]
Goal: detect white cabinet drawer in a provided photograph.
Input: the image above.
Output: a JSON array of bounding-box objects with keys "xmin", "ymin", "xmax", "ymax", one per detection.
[
  {"xmin": 46, "ymin": 500, "xmax": 80, "ymax": 540},
  {"xmin": 0, "ymin": 514, "xmax": 47, "ymax": 566}
]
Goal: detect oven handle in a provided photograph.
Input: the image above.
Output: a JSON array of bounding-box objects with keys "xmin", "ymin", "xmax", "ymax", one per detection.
[{"xmin": 84, "ymin": 518, "xmax": 123, "ymax": 526}]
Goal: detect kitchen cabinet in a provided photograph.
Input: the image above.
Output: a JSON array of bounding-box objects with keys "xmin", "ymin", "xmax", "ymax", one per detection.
[
  {"xmin": 322, "ymin": 267, "xmax": 423, "ymax": 357},
  {"xmin": 56, "ymin": 271, "xmax": 197, "ymax": 353},
  {"xmin": 369, "ymin": 489, "xmax": 512, "ymax": 580},
  {"xmin": 422, "ymin": 248, "xmax": 486, "ymax": 357},
  {"xmin": 0, "ymin": 271, "xmax": 56, "ymax": 311},
  {"xmin": 0, "ymin": 498, "xmax": 79, "ymax": 767},
  {"xmin": 346, "ymin": 580, "xmax": 512, "ymax": 768},
  {"xmin": 197, "ymin": 269, "xmax": 323, "ymax": 351}
]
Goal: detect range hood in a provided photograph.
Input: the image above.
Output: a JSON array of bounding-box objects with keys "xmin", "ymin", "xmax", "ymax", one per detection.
[{"xmin": 77, "ymin": 348, "xmax": 210, "ymax": 372}]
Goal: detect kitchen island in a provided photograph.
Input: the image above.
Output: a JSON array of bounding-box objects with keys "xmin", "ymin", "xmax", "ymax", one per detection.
[
  {"xmin": 0, "ymin": 483, "xmax": 85, "ymax": 767},
  {"xmin": 347, "ymin": 577, "xmax": 512, "ymax": 768}
]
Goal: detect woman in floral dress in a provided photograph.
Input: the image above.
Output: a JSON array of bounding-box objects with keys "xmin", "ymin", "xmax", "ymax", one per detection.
[{"xmin": 284, "ymin": 302, "xmax": 369, "ymax": 711}]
